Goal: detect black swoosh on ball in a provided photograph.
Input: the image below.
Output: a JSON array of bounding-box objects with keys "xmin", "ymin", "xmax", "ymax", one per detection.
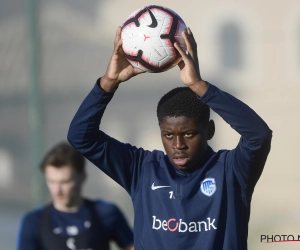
[{"xmin": 146, "ymin": 7, "xmax": 158, "ymax": 28}]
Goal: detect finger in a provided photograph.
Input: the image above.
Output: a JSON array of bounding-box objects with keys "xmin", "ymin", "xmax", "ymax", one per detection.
[
  {"xmin": 114, "ymin": 26, "xmax": 122, "ymax": 48},
  {"xmin": 113, "ymin": 39, "xmax": 123, "ymax": 55},
  {"xmin": 135, "ymin": 68, "xmax": 147, "ymax": 75},
  {"xmin": 183, "ymin": 28, "xmax": 196, "ymax": 60},
  {"xmin": 187, "ymin": 27, "xmax": 197, "ymax": 51},
  {"xmin": 187, "ymin": 27, "xmax": 194, "ymax": 39},
  {"xmin": 177, "ymin": 59, "xmax": 185, "ymax": 70},
  {"xmin": 183, "ymin": 28, "xmax": 197, "ymax": 60},
  {"xmin": 181, "ymin": 30, "xmax": 193, "ymax": 57},
  {"xmin": 186, "ymin": 27, "xmax": 196, "ymax": 42},
  {"xmin": 174, "ymin": 42, "xmax": 188, "ymax": 61}
]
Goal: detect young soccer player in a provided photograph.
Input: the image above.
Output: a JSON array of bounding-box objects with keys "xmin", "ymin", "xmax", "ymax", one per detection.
[
  {"xmin": 16, "ymin": 141, "xmax": 134, "ymax": 250},
  {"xmin": 67, "ymin": 26, "xmax": 272, "ymax": 250}
]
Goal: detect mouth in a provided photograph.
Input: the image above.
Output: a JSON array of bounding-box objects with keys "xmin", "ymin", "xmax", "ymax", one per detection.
[
  {"xmin": 56, "ymin": 195, "xmax": 65, "ymax": 200},
  {"xmin": 173, "ymin": 156, "xmax": 189, "ymax": 166}
]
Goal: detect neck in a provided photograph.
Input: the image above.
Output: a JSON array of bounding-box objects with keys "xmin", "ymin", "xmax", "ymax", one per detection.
[{"xmin": 53, "ymin": 197, "xmax": 84, "ymax": 213}]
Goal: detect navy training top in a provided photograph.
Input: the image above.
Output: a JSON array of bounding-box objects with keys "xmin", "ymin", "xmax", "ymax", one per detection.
[
  {"xmin": 67, "ymin": 80, "xmax": 272, "ymax": 250},
  {"xmin": 16, "ymin": 199, "xmax": 134, "ymax": 250}
]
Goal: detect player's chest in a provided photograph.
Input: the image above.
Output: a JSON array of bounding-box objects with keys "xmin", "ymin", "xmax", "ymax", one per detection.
[{"xmin": 141, "ymin": 160, "xmax": 225, "ymax": 204}]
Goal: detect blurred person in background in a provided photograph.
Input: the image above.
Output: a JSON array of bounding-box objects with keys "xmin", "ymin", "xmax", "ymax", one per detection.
[
  {"xmin": 16, "ymin": 141, "xmax": 134, "ymax": 250},
  {"xmin": 67, "ymin": 26, "xmax": 272, "ymax": 250}
]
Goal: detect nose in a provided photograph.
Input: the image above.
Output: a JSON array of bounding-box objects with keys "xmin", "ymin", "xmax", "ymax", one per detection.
[
  {"xmin": 51, "ymin": 183, "xmax": 62, "ymax": 195},
  {"xmin": 173, "ymin": 136, "xmax": 186, "ymax": 150}
]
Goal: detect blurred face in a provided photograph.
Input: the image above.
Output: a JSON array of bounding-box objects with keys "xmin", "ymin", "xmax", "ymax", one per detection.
[
  {"xmin": 160, "ymin": 116, "xmax": 211, "ymax": 172},
  {"xmin": 45, "ymin": 165, "xmax": 85, "ymax": 209}
]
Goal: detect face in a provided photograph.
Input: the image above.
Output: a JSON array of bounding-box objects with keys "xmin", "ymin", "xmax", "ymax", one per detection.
[
  {"xmin": 45, "ymin": 165, "xmax": 85, "ymax": 209},
  {"xmin": 160, "ymin": 116, "xmax": 212, "ymax": 172}
]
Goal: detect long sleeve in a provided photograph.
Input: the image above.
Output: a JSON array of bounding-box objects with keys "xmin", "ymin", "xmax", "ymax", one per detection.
[
  {"xmin": 109, "ymin": 205, "xmax": 134, "ymax": 248},
  {"xmin": 200, "ymin": 83, "xmax": 272, "ymax": 198},
  {"xmin": 16, "ymin": 211, "xmax": 41, "ymax": 250},
  {"xmin": 67, "ymin": 79, "xmax": 152, "ymax": 195}
]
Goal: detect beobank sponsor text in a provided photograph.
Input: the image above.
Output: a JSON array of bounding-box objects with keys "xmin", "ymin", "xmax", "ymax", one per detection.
[{"xmin": 152, "ymin": 216, "xmax": 217, "ymax": 233}]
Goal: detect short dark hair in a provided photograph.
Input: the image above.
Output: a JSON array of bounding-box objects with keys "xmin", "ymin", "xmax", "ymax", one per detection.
[
  {"xmin": 39, "ymin": 141, "xmax": 85, "ymax": 173},
  {"xmin": 157, "ymin": 87, "xmax": 210, "ymax": 125}
]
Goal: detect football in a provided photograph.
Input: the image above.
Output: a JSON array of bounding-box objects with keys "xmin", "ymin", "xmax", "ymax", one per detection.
[{"xmin": 121, "ymin": 5, "xmax": 187, "ymax": 73}]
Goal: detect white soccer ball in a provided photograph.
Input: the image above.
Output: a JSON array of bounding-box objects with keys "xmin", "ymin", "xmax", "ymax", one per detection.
[{"xmin": 121, "ymin": 5, "xmax": 187, "ymax": 73}]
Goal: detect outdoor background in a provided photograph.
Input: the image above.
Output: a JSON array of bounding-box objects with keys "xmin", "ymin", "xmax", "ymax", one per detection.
[{"xmin": 1, "ymin": 0, "xmax": 300, "ymax": 249}]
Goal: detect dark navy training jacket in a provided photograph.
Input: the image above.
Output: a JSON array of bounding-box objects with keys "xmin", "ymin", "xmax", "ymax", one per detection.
[
  {"xmin": 68, "ymin": 80, "xmax": 272, "ymax": 250},
  {"xmin": 16, "ymin": 199, "xmax": 133, "ymax": 250}
]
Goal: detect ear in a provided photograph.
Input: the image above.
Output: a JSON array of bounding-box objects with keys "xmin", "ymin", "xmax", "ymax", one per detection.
[{"xmin": 206, "ymin": 120, "xmax": 215, "ymax": 140}]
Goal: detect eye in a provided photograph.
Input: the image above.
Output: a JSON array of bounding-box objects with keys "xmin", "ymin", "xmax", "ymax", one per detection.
[
  {"xmin": 62, "ymin": 180, "xmax": 71, "ymax": 184},
  {"xmin": 165, "ymin": 134, "xmax": 173, "ymax": 139},
  {"xmin": 184, "ymin": 133, "xmax": 193, "ymax": 138}
]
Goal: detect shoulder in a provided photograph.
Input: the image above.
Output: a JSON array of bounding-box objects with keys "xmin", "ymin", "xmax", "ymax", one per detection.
[
  {"xmin": 17, "ymin": 206, "xmax": 45, "ymax": 244},
  {"xmin": 205, "ymin": 148, "xmax": 229, "ymax": 165},
  {"xmin": 20, "ymin": 206, "xmax": 44, "ymax": 227},
  {"xmin": 215, "ymin": 149, "xmax": 230, "ymax": 163},
  {"xmin": 125, "ymin": 144, "xmax": 165, "ymax": 159},
  {"xmin": 147, "ymin": 149, "xmax": 166, "ymax": 161}
]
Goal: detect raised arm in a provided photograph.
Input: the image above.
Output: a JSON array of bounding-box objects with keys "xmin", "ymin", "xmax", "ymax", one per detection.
[
  {"xmin": 67, "ymin": 27, "xmax": 149, "ymax": 194},
  {"xmin": 200, "ymin": 83, "xmax": 272, "ymax": 196},
  {"xmin": 175, "ymin": 28, "xmax": 272, "ymax": 197}
]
